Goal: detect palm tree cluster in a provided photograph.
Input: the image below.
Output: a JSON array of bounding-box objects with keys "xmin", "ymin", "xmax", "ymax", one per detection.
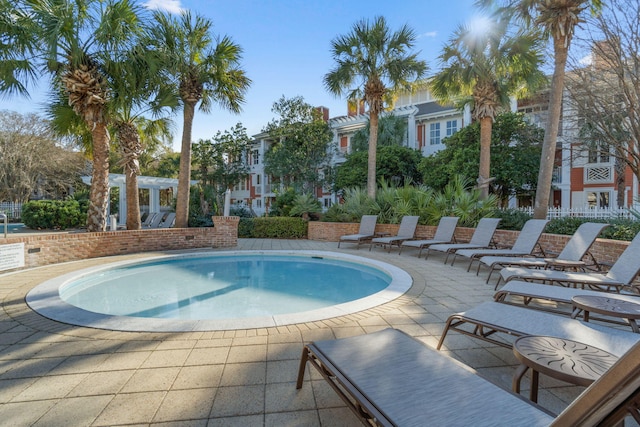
[
  {"xmin": 0, "ymin": 0, "xmax": 250, "ymax": 231},
  {"xmin": 327, "ymin": 2, "xmax": 601, "ymax": 218}
]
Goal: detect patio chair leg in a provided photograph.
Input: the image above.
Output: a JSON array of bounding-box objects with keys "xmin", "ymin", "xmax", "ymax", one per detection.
[{"xmin": 296, "ymin": 347, "xmax": 310, "ymax": 389}]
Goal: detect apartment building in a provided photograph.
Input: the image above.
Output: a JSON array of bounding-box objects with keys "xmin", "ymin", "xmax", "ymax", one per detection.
[{"xmin": 233, "ymin": 78, "xmax": 639, "ymax": 216}]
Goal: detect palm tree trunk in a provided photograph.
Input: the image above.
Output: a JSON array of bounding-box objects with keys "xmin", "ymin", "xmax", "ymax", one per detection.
[
  {"xmin": 86, "ymin": 123, "xmax": 110, "ymax": 232},
  {"xmin": 125, "ymin": 166, "xmax": 141, "ymax": 230},
  {"xmin": 478, "ymin": 116, "xmax": 492, "ymax": 200},
  {"xmin": 176, "ymin": 101, "xmax": 196, "ymax": 228},
  {"xmin": 534, "ymin": 38, "xmax": 568, "ymax": 219},
  {"xmin": 367, "ymin": 111, "xmax": 379, "ymax": 198}
]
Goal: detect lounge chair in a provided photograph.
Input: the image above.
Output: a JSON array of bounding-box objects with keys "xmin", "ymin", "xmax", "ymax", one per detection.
[
  {"xmin": 158, "ymin": 212, "xmax": 175, "ymax": 228},
  {"xmin": 141, "ymin": 212, "xmax": 158, "ymax": 227},
  {"xmin": 144, "ymin": 213, "xmax": 164, "ymax": 228},
  {"xmin": 437, "ymin": 301, "xmax": 639, "ymax": 356},
  {"xmin": 297, "ymin": 327, "xmax": 640, "ymax": 426},
  {"xmin": 455, "ymin": 219, "xmax": 549, "ymax": 273},
  {"xmin": 483, "ymin": 222, "xmax": 609, "ymax": 286},
  {"xmin": 499, "ymin": 231, "xmax": 640, "ymax": 292},
  {"xmin": 494, "ymin": 280, "xmax": 640, "ymax": 324},
  {"xmin": 425, "ymin": 217, "xmax": 501, "ymax": 264},
  {"xmin": 369, "ymin": 215, "xmax": 419, "ymax": 252},
  {"xmin": 398, "ymin": 216, "xmax": 459, "ymax": 257},
  {"xmin": 337, "ymin": 215, "xmax": 378, "ymax": 249}
]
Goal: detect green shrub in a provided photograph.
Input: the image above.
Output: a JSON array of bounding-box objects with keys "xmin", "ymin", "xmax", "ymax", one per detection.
[
  {"xmin": 493, "ymin": 209, "xmax": 532, "ymax": 230},
  {"xmin": 238, "ymin": 217, "xmax": 255, "ymax": 237},
  {"xmin": 22, "ymin": 200, "xmax": 86, "ymax": 229},
  {"xmin": 544, "ymin": 217, "xmax": 639, "ymax": 241},
  {"xmin": 251, "ymin": 217, "xmax": 307, "ymax": 238}
]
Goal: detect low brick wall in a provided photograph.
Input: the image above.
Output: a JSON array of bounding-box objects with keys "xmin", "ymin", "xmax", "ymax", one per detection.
[
  {"xmin": 308, "ymin": 221, "xmax": 629, "ymax": 265},
  {"xmin": 0, "ymin": 216, "xmax": 239, "ymax": 273}
]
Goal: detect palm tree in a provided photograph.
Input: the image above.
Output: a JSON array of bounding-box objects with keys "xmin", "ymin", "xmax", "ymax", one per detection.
[
  {"xmin": 0, "ymin": 0, "xmax": 144, "ymax": 232},
  {"xmin": 145, "ymin": 11, "xmax": 251, "ymax": 228},
  {"xmin": 325, "ymin": 16, "xmax": 427, "ymax": 199},
  {"xmin": 479, "ymin": 0, "xmax": 603, "ymax": 217},
  {"xmin": 107, "ymin": 50, "xmax": 175, "ymax": 230},
  {"xmin": 431, "ymin": 17, "xmax": 545, "ymax": 199}
]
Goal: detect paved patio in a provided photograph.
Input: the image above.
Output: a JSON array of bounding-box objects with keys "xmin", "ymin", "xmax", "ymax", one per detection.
[{"xmin": 0, "ymin": 238, "xmax": 587, "ymax": 426}]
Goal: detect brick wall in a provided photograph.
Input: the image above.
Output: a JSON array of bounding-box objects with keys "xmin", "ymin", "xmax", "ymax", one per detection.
[{"xmin": 0, "ymin": 216, "xmax": 239, "ymax": 273}]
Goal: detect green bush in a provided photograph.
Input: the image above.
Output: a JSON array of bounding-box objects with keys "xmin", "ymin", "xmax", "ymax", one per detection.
[
  {"xmin": 246, "ymin": 217, "xmax": 307, "ymax": 238},
  {"xmin": 544, "ymin": 217, "xmax": 640, "ymax": 241},
  {"xmin": 238, "ymin": 217, "xmax": 255, "ymax": 237},
  {"xmin": 493, "ymin": 209, "xmax": 533, "ymax": 230},
  {"xmin": 22, "ymin": 200, "xmax": 86, "ymax": 229}
]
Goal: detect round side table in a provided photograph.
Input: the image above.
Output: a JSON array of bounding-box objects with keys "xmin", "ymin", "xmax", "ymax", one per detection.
[
  {"xmin": 571, "ymin": 295, "xmax": 640, "ymax": 333},
  {"xmin": 512, "ymin": 335, "xmax": 618, "ymax": 403}
]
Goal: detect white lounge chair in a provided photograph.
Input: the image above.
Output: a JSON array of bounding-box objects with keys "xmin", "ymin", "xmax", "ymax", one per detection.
[
  {"xmin": 337, "ymin": 215, "xmax": 378, "ymax": 249},
  {"xmin": 369, "ymin": 215, "xmax": 419, "ymax": 252},
  {"xmin": 399, "ymin": 216, "xmax": 459, "ymax": 257},
  {"xmin": 455, "ymin": 219, "xmax": 549, "ymax": 273},
  {"xmin": 297, "ymin": 327, "xmax": 640, "ymax": 426},
  {"xmin": 438, "ymin": 301, "xmax": 639, "ymax": 357},
  {"xmin": 483, "ymin": 222, "xmax": 609, "ymax": 286},
  {"xmin": 499, "ymin": 231, "xmax": 640, "ymax": 292},
  {"xmin": 426, "ymin": 217, "xmax": 501, "ymax": 264}
]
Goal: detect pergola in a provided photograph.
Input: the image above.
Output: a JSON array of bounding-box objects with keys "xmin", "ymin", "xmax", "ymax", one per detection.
[{"xmin": 81, "ymin": 174, "xmax": 196, "ymax": 226}]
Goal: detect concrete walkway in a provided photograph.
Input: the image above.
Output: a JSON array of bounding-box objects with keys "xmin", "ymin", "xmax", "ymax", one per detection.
[{"xmin": 0, "ymin": 239, "xmax": 585, "ymax": 426}]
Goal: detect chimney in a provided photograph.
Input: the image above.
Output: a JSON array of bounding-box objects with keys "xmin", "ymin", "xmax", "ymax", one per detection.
[
  {"xmin": 592, "ymin": 39, "xmax": 619, "ymax": 72},
  {"xmin": 315, "ymin": 106, "xmax": 329, "ymax": 122},
  {"xmin": 347, "ymin": 99, "xmax": 366, "ymax": 117}
]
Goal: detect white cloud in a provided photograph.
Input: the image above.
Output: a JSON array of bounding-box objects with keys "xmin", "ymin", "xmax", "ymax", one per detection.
[
  {"xmin": 418, "ymin": 31, "xmax": 438, "ymax": 39},
  {"xmin": 579, "ymin": 54, "xmax": 592, "ymax": 66},
  {"xmin": 143, "ymin": 0, "xmax": 183, "ymax": 14}
]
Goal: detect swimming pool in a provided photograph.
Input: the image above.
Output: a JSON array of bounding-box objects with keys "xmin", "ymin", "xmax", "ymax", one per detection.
[{"xmin": 26, "ymin": 251, "xmax": 412, "ymax": 332}]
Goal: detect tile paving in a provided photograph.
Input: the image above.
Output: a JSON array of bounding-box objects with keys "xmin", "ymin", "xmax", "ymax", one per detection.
[{"xmin": 0, "ymin": 238, "xmax": 597, "ymax": 425}]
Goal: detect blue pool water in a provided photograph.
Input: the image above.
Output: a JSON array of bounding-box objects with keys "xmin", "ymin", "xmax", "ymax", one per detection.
[{"xmin": 59, "ymin": 254, "xmax": 391, "ymax": 320}]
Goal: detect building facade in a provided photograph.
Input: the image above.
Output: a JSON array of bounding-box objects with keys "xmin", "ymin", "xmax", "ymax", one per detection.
[{"xmin": 231, "ymin": 81, "xmax": 639, "ymax": 216}]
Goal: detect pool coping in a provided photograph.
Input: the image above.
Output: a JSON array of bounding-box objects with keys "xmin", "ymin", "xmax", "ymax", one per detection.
[{"xmin": 25, "ymin": 250, "xmax": 413, "ymax": 332}]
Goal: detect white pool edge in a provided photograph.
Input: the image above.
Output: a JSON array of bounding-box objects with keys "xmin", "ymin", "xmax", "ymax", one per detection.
[{"xmin": 26, "ymin": 250, "xmax": 413, "ymax": 332}]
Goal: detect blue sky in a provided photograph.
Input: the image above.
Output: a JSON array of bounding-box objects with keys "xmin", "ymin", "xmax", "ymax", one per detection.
[{"xmin": 6, "ymin": 0, "xmax": 482, "ymax": 150}]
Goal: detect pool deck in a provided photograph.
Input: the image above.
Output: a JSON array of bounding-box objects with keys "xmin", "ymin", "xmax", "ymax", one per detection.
[{"xmin": 0, "ymin": 238, "xmax": 594, "ymax": 426}]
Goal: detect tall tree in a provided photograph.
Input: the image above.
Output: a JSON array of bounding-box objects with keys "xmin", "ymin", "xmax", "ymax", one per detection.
[
  {"xmin": 0, "ymin": 111, "xmax": 85, "ymax": 203},
  {"xmin": 325, "ymin": 16, "xmax": 427, "ymax": 198},
  {"xmin": 192, "ymin": 123, "xmax": 251, "ymax": 215},
  {"xmin": 350, "ymin": 114, "xmax": 408, "ymax": 152},
  {"xmin": 431, "ymin": 17, "xmax": 545, "ymax": 199},
  {"xmin": 107, "ymin": 47, "xmax": 175, "ymax": 230},
  {"xmin": 419, "ymin": 112, "xmax": 543, "ymax": 205},
  {"xmin": 145, "ymin": 11, "xmax": 251, "ymax": 228},
  {"xmin": 567, "ymin": 0, "xmax": 640, "ymax": 206},
  {"xmin": 262, "ymin": 96, "xmax": 334, "ymax": 194},
  {"xmin": 0, "ymin": 0, "xmax": 144, "ymax": 231},
  {"xmin": 481, "ymin": 0, "xmax": 603, "ymax": 217}
]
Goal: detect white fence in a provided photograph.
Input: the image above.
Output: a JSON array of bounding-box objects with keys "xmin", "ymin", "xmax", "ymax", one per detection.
[
  {"xmin": 518, "ymin": 206, "xmax": 640, "ymax": 220},
  {"xmin": 0, "ymin": 202, "xmax": 22, "ymax": 220}
]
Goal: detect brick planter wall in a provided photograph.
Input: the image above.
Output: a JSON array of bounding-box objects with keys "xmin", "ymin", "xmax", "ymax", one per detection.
[
  {"xmin": 0, "ymin": 216, "xmax": 239, "ymax": 273},
  {"xmin": 308, "ymin": 221, "xmax": 630, "ymax": 266}
]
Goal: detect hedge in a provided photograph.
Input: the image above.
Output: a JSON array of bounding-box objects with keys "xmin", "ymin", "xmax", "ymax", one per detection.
[{"xmin": 238, "ymin": 217, "xmax": 307, "ymax": 238}]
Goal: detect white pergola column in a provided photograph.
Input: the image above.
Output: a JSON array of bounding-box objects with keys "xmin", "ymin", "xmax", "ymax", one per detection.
[{"xmin": 118, "ymin": 183, "xmax": 126, "ymax": 225}]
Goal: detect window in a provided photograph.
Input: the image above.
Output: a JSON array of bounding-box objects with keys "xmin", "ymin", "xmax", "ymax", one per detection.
[
  {"xmin": 256, "ymin": 175, "xmax": 261, "ymax": 185},
  {"xmin": 587, "ymin": 191, "xmax": 610, "ymax": 208},
  {"xmin": 429, "ymin": 123, "xmax": 441, "ymax": 145},
  {"xmin": 588, "ymin": 144, "xmax": 610, "ymax": 164},
  {"xmin": 252, "ymin": 150, "xmax": 259, "ymax": 165},
  {"xmin": 446, "ymin": 120, "xmax": 457, "ymax": 137},
  {"xmin": 255, "ymin": 199, "xmax": 262, "ymax": 208}
]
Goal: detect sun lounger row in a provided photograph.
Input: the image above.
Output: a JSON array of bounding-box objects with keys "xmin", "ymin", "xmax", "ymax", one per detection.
[{"xmin": 297, "ymin": 327, "xmax": 640, "ymax": 426}]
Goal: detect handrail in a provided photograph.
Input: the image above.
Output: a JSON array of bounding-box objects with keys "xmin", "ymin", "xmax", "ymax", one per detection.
[{"xmin": 0, "ymin": 213, "xmax": 6, "ymax": 238}]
